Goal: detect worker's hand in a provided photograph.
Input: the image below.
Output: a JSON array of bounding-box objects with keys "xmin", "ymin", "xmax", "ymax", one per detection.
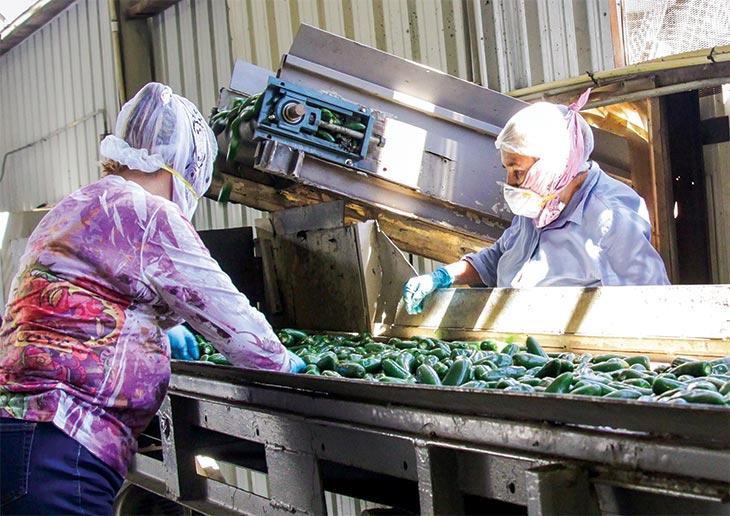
[
  {"xmin": 167, "ymin": 325, "xmax": 200, "ymax": 361},
  {"xmin": 402, "ymin": 267, "xmax": 455, "ymax": 315},
  {"xmin": 286, "ymin": 349, "xmax": 306, "ymax": 373}
]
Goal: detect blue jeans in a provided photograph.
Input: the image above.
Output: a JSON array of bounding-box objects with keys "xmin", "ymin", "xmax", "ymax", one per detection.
[{"xmin": 0, "ymin": 418, "xmax": 124, "ymax": 515}]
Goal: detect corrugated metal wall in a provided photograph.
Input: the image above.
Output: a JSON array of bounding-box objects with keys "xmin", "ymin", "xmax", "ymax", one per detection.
[
  {"xmin": 0, "ymin": 0, "xmax": 119, "ymax": 213},
  {"xmin": 149, "ymin": 0, "xmax": 614, "ymax": 234},
  {"xmin": 226, "ymin": 0, "xmax": 614, "ymax": 92}
]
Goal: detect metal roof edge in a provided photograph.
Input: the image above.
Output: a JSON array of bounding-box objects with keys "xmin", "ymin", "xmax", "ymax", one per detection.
[{"xmin": 0, "ymin": 0, "xmax": 76, "ymax": 57}]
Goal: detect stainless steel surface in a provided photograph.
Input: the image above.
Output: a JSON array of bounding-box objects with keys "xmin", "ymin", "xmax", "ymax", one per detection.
[
  {"xmin": 418, "ymin": 442, "xmax": 552, "ymax": 506},
  {"xmin": 279, "ymin": 25, "xmax": 521, "ymax": 224},
  {"xmin": 266, "ymin": 443, "xmax": 325, "ymax": 514},
  {"xmin": 254, "ymin": 139, "xmax": 508, "ymax": 243},
  {"xmin": 229, "ymin": 60, "xmax": 275, "ymax": 96},
  {"xmin": 361, "ymin": 224, "xmax": 418, "ymax": 334},
  {"xmin": 266, "ymin": 218, "xmax": 413, "ymax": 333},
  {"xmin": 525, "ymin": 464, "xmax": 600, "ymax": 515},
  {"xmin": 415, "ymin": 445, "xmax": 465, "ymax": 514},
  {"xmin": 270, "ymin": 200, "xmax": 346, "ymax": 235},
  {"xmin": 167, "ymin": 365, "xmax": 730, "ymax": 480},
  {"xmin": 271, "ymin": 223, "xmax": 371, "ymax": 332}
]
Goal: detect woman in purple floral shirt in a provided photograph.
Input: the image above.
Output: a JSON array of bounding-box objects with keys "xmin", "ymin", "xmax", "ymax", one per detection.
[{"xmin": 0, "ymin": 83, "xmax": 302, "ymax": 515}]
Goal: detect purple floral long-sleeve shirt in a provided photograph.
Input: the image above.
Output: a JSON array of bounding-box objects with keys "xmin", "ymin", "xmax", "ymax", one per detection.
[{"xmin": 0, "ymin": 175, "xmax": 288, "ymax": 477}]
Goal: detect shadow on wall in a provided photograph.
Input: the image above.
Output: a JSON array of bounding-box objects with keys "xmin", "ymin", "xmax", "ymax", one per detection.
[{"xmin": 0, "ymin": 210, "xmax": 47, "ymax": 312}]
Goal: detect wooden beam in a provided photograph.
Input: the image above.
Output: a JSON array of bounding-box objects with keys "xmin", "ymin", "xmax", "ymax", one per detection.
[
  {"xmin": 125, "ymin": 0, "xmax": 180, "ymax": 18},
  {"xmin": 206, "ymin": 172, "xmax": 492, "ymax": 264},
  {"xmin": 647, "ymin": 97, "xmax": 680, "ymax": 282}
]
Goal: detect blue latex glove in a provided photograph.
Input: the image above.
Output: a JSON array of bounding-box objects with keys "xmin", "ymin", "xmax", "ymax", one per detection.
[
  {"xmin": 167, "ymin": 325, "xmax": 200, "ymax": 361},
  {"xmin": 286, "ymin": 349, "xmax": 306, "ymax": 373},
  {"xmin": 402, "ymin": 266, "xmax": 454, "ymax": 315}
]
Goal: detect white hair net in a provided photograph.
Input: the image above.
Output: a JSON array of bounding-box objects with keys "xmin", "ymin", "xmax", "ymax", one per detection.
[
  {"xmin": 99, "ymin": 82, "xmax": 217, "ymax": 218},
  {"xmin": 495, "ymin": 102, "xmax": 571, "ymax": 162},
  {"xmin": 494, "ymin": 97, "xmax": 594, "ymax": 170}
]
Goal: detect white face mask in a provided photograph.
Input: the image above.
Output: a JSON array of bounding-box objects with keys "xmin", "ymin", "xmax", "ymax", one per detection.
[{"xmin": 499, "ymin": 182, "xmax": 555, "ymax": 218}]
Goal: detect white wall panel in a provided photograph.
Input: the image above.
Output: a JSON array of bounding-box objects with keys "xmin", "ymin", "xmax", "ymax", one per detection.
[{"xmin": 0, "ymin": 0, "xmax": 119, "ymax": 213}]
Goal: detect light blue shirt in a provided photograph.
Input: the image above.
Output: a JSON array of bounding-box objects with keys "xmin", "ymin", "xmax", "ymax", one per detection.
[{"xmin": 464, "ymin": 163, "xmax": 671, "ymax": 287}]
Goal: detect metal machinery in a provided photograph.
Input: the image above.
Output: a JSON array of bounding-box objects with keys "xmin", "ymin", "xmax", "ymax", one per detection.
[{"xmin": 123, "ymin": 26, "xmax": 730, "ymax": 515}]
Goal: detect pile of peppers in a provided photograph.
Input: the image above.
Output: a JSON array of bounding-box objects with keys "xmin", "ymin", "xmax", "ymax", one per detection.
[{"xmin": 275, "ymin": 328, "xmax": 730, "ymax": 406}]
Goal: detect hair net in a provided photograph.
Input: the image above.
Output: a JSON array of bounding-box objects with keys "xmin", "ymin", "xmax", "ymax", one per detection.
[
  {"xmin": 495, "ymin": 102, "xmax": 571, "ymax": 163},
  {"xmin": 495, "ymin": 89, "xmax": 593, "ymax": 227},
  {"xmin": 99, "ymin": 82, "xmax": 217, "ymax": 219}
]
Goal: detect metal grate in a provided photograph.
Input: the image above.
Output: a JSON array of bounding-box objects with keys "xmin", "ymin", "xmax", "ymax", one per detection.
[{"xmin": 621, "ymin": 0, "xmax": 730, "ymax": 64}]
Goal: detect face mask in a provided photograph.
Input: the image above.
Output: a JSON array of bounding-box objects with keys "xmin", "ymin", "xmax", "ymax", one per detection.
[{"xmin": 499, "ymin": 182, "xmax": 555, "ymax": 218}]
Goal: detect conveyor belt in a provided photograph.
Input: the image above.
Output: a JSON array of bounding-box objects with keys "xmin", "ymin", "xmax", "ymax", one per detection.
[{"xmin": 171, "ymin": 361, "xmax": 730, "ymax": 450}]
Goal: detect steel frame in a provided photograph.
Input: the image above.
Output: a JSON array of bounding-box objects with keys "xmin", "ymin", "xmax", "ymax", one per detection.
[{"xmin": 126, "ymin": 366, "xmax": 730, "ymax": 515}]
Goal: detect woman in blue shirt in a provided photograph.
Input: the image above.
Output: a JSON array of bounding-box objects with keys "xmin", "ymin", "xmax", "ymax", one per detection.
[{"xmin": 403, "ymin": 89, "xmax": 670, "ymax": 315}]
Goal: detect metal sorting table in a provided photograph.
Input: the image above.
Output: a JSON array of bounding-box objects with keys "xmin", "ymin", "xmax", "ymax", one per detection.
[{"xmin": 126, "ymin": 361, "xmax": 730, "ymax": 515}]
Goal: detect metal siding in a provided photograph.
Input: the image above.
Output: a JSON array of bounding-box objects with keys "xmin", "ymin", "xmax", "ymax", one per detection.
[
  {"xmin": 50, "ymin": 19, "xmax": 68, "ymax": 199},
  {"xmin": 583, "ymin": 0, "xmax": 613, "ymax": 74},
  {"xmin": 193, "ymin": 0, "xmax": 217, "ymax": 113},
  {"xmin": 222, "ymin": 0, "xmax": 614, "ymax": 91},
  {"xmin": 162, "ymin": 6, "xmax": 183, "ymax": 90},
  {"xmin": 225, "ymin": 0, "xmax": 488, "ymax": 81},
  {"xmin": 250, "ymin": 0, "xmax": 276, "ymax": 71},
  {"xmin": 179, "ymin": 0, "xmax": 200, "ymax": 105},
  {"xmin": 0, "ymin": 0, "xmax": 118, "ymax": 213},
  {"xmin": 86, "ymin": 0, "xmax": 116, "ymax": 192},
  {"xmin": 211, "ymin": 0, "xmax": 233, "ymax": 90},
  {"xmin": 493, "ymin": 0, "xmax": 528, "ymax": 91}
]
